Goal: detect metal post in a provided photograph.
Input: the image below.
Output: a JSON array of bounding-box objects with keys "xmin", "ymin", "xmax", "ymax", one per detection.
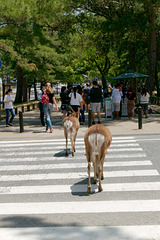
[
  {"xmin": 19, "ymin": 111, "xmax": 24, "ymax": 133},
  {"xmin": 88, "ymin": 109, "xmax": 92, "ymax": 128},
  {"xmin": 138, "ymin": 106, "xmax": 142, "ymax": 129}
]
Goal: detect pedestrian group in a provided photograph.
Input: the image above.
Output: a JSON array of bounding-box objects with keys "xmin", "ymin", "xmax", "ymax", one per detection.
[{"xmin": 3, "ymin": 81, "xmax": 151, "ymax": 129}]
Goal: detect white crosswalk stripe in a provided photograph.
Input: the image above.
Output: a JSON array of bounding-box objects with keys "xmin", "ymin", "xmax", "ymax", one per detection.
[
  {"xmin": 1, "ymin": 182, "xmax": 160, "ymax": 195},
  {"xmin": 1, "ymin": 200, "xmax": 160, "ymax": 215},
  {"xmin": 0, "ymin": 136, "xmax": 160, "ymax": 240},
  {"xmin": 0, "ymin": 160, "xmax": 153, "ymax": 171},
  {"xmin": 0, "ymin": 226, "xmax": 160, "ymax": 240}
]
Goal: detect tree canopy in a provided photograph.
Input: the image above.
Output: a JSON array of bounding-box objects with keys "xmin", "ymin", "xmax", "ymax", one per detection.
[{"xmin": 0, "ymin": 0, "xmax": 160, "ymax": 102}]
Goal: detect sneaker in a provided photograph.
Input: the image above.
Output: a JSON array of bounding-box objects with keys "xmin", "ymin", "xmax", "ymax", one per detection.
[
  {"xmin": 6, "ymin": 125, "xmax": 10, "ymax": 127},
  {"xmin": 50, "ymin": 128, "xmax": 53, "ymax": 133},
  {"xmin": 97, "ymin": 121, "xmax": 101, "ymax": 124},
  {"xmin": 8, "ymin": 123, "xmax": 13, "ymax": 126},
  {"xmin": 92, "ymin": 121, "xmax": 95, "ymax": 125},
  {"xmin": 145, "ymin": 116, "xmax": 148, "ymax": 118}
]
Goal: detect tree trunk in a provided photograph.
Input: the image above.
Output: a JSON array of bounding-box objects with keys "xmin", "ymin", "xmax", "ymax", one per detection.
[
  {"xmin": 131, "ymin": 44, "xmax": 137, "ymax": 72},
  {"xmin": 34, "ymin": 79, "xmax": 37, "ymax": 100},
  {"xmin": 23, "ymin": 80, "xmax": 27, "ymax": 102},
  {"xmin": 101, "ymin": 73, "xmax": 107, "ymax": 89},
  {"xmin": 15, "ymin": 66, "xmax": 28, "ymax": 103},
  {"xmin": 155, "ymin": 63, "xmax": 160, "ymax": 97},
  {"xmin": 147, "ymin": 4, "xmax": 157, "ymax": 95},
  {"xmin": 15, "ymin": 66, "xmax": 23, "ymax": 103}
]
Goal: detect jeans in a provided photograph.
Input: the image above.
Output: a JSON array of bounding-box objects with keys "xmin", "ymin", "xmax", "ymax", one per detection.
[
  {"xmin": 43, "ymin": 103, "xmax": 53, "ymax": 130},
  {"xmin": 80, "ymin": 105, "xmax": 85, "ymax": 123},
  {"xmin": 5, "ymin": 109, "xmax": 15, "ymax": 125},
  {"xmin": 39, "ymin": 102, "xmax": 45, "ymax": 126}
]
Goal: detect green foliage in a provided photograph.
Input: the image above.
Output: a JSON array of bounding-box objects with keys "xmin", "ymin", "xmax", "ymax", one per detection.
[{"xmin": 0, "ymin": 0, "xmax": 160, "ymax": 101}]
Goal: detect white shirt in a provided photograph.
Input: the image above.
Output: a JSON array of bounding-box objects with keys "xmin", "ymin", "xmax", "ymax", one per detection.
[
  {"xmin": 140, "ymin": 92, "xmax": 150, "ymax": 104},
  {"xmin": 4, "ymin": 94, "xmax": 14, "ymax": 109},
  {"xmin": 112, "ymin": 88, "xmax": 122, "ymax": 103},
  {"xmin": 37, "ymin": 90, "xmax": 43, "ymax": 102},
  {"xmin": 69, "ymin": 92, "xmax": 82, "ymax": 106}
]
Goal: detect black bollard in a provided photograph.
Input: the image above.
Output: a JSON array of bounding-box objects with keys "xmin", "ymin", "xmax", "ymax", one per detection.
[
  {"xmin": 88, "ymin": 109, "xmax": 92, "ymax": 128},
  {"xmin": 19, "ymin": 111, "xmax": 24, "ymax": 133},
  {"xmin": 138, "ymin": 106, "xmax": 142, "ymax": 129}
]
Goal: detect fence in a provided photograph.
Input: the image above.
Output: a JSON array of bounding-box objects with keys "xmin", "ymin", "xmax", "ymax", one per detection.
[{"xmin": 14, "ymin": 101, "xmax": 39, "ymax": 114}]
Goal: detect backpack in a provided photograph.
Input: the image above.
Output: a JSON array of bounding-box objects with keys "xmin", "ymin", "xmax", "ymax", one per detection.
[{"xmin": 42, "ymin": 92, "xmax": 49, "ymax": 104}]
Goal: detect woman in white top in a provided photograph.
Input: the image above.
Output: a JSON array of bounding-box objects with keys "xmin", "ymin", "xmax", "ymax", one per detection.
[
  {"xmin": 140, "ymin": 87, "xmax": 150, "ymax": 118},
  {"xmin": 69, "ymin": 87, "xmax": 83, "ymax": 113},
  {"xmin": 3, "ymin": 88, "xmax": 15, "ymax": 127}
]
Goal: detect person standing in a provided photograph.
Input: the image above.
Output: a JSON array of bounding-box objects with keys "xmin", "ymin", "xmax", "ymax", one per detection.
[
  {"xmin": 90, "ymin": 80, "xmax": 102, "ymax": 124},
  {"xmin": 43, "ymin": 83, "xmax": 59, "ymax": 133},
  {"xmin": 80, "ymin": 87, "xmax": 86, "ymax": 125},
  {"xmin": 60, "ymin": 86, "xmax": 70, "ymax": 119},
  {"xmin": 126, "ymin": 87, "xmax": 136, "ymax": 119},
  {"xmin": 140, "ymin": 87, "xmax": 150, "ymax": 118},
  {"xmin": 3, "ymin": 88, "xmax": 15, "ymax": 127},
  {"xmin": 112, "ymin": 84, "xmax": 123, "ymax": 120},
  {"xmin": 37, "ymin": 82, "xmax": 46, "ymax": 126},
  {"xmin": 69, "ymin": 86, "xmax": 83, "ymax": 114},
  {"xmin": 83, "ymin": 83, "xmax": 90, "ymax": 112}
]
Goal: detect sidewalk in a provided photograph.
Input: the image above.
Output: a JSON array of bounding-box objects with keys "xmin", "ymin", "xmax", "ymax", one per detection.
[{"xmin": 0, "ymin": 105, "xmax": 160, "ymax": 141}]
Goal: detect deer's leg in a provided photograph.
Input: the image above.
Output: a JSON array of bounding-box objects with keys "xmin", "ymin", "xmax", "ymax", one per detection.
[
  {"xmin": 64, "ymin": 130, "xmax": 68, "ymax": 156},
  {"xmin": 93, "ymin": 161, "xmax": 97, "ymax": 184},
  {"xmin": 101, "ymin": 162, "xmax": 104, "ymax": 180},
  {"xmin": 70, "ymin": 133, "xmax": 74, "ymax": 157},
  {"xmin": 87, "ymin": 161, "xmax": 91, "ymax": 194},
  {"xmin": 101, "ymin": 152, "xmax": 106, "ymax": 180},
  {"xmin": 98, "ymin": 164, "xmax": 103, "ymax": 192},
  {"xmin": 73, "ymin": 130, "xmax": 77, "ymax": 152}
]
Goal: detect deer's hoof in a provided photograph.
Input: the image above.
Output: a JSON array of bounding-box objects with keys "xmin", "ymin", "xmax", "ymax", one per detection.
[
  {"xmin": 72, "ymin": 152, "xmax": 74, "ymax": 157},
  {"xmin": 87, "ymin": 187, "xmax": 91, "ymax": 195},
  {"xmin": 99, "ymin": 186, "xmax": 103, "ymax": 192},
  {"xmin": 93, "ymin": 179, "xmax": 97, "ymax": 184},
  {"xmin": 101, "ymin": 176, "xmax": 104, "ymax": 180}
]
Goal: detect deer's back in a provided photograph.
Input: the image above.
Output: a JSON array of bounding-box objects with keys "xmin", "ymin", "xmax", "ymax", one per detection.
[
  {"xmin": 84, "ymin": 124, "xmax": 112, "ymax": 150},
  {"xmin": 63, "ymin": 116, "xmax": 80, "ymax": 131}
]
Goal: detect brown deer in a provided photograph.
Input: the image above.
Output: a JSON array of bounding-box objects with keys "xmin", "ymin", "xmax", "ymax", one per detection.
[
  {"xmin": 84, "ymin": 124, "xmax": 112, "ymax": 194},
  {"xmin": 62, "ymin": 108, "xmax": 80, "ymax": 156}
]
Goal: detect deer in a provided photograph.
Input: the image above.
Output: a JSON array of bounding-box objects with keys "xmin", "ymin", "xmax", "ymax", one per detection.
[
  {"xmin": 84, "ymin": 124, "xmax": 112, "ymax": 194},
  {"xmin": 62, "ymin": 107, "xmax": 80, "ymax": 157}
]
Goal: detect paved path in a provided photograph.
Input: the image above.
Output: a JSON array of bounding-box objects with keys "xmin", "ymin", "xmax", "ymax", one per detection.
[
  {"xmin": 0, "ymin": 136, "xmax": 160, "ymax": 239},
  {"xmin": 0, "ymin": 106, "xmax": 160, "ymax": 140}
]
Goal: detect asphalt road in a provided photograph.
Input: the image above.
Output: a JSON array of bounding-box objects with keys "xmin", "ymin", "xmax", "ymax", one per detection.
[{"xmin": 0, "ymin": 134, "xmax": 160, "ymax": 240}]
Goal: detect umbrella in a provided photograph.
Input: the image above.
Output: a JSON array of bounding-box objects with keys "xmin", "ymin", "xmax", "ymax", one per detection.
[{"xmin": 112, "ymin": 70, "xmax": 149, "ymax": 80}]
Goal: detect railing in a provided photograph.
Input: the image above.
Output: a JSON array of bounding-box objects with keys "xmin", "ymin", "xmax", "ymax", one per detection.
[
  {"xmin": 14, "ymin": 96, "xmax": 61, "ymax": 114},
  {"xmin": 14, "ymin": 101, "xmax": 39, "ymax": 114}
]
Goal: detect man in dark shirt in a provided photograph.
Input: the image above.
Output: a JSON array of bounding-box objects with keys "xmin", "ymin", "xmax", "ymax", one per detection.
[{"xmin": 90, "ymin": 80, "xmax": 102, "ymax": 124}]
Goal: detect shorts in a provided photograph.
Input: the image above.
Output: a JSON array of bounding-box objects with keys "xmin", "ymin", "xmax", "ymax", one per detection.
[
  {"xmin": 85, "ymin": 97, "xmax": 90, "ymax": 105},
  {"xmin": 113, "ymin": 102, "xmax": 120, "ymax": 111},
  {"xmin": 90, "ymin": 102, "xmax": 101, "ymax": 112},
  {"xmin": 141, "ymin": 104, "xmax": 148, "ymax": 111},
  {"xmin": 61, "ymin": 104, "xmax": 68, "ymax": 113},
  {"xmin": 70, "ymin": 105, "xmax": 80, "ymax": 112}
]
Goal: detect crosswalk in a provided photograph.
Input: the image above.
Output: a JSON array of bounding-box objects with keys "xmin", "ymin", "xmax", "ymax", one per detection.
[{"xmin": 0, "ymin": 136, "xmax": 160, "ymax": 240}]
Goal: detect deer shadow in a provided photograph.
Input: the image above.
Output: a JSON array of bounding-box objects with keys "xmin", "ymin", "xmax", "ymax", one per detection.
[{"xmin": 70, "ymin": 178, "xmax": 99, "ymax": 196}]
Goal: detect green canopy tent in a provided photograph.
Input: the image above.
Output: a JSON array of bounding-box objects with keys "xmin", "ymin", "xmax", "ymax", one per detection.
[
  {"xmin": 112, "ymin": 70, "xmax": 149, "ymax": 104},
  {"xmin": 112, "ymin": 70, "xmax": 149, "ymax": 80}
]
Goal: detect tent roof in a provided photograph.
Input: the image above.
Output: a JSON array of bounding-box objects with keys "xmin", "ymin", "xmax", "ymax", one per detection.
[{"xmin": 112, "ymin": 70, "xmax": 149, "ymax": 80}]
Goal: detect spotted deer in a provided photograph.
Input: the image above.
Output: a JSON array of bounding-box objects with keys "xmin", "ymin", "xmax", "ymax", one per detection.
[
  {"xmin": 63, "ymin": 108, "xmax": 80, "ymax": 157},
  {"xmin": 84, "ymin": 124, "xmax": 112, "ymax": 194}
]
